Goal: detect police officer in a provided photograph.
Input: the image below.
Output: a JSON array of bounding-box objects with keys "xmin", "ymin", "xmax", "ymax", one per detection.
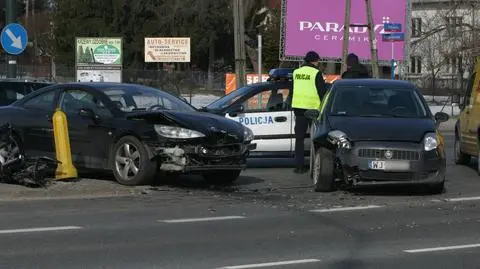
[{"xmin": 292, "ymin": 51, "xmax": 327, "ymax": 174}]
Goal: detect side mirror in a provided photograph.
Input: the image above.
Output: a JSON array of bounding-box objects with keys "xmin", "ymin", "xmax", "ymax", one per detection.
[
  {"xmin": 79, "ymin": 108, "xmax": 100, "ymax": 122},
  {"xmin": 228, "ymin": 104, "xmax": 244, "ymax": 117},
  {"xmin": 434, "ymin": 112, "xmax": 449, "ymax": 123},
  {"xmin": 304, "ymin": 109, "xmax": 320, "ymax": 120}
]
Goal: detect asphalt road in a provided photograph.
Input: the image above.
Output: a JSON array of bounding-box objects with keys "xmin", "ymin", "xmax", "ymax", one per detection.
[{"xmin": 2, "ymin": 130, "xmax": 480, "ymax": 268}]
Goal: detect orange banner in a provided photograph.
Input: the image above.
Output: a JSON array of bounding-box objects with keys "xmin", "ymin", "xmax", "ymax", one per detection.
[{"xmin": 225, "ymin": 73, "xmax": 340, "ymax": 94}]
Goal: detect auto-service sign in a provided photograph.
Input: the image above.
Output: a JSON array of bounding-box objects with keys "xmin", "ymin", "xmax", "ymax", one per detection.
[{"xmin": 280, "ymin": 0, "xmax": 409, "ymax": 63}]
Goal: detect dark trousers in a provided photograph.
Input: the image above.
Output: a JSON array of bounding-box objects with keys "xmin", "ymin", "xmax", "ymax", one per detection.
[{"xmin": 294, "ymin": 114, "xmax": 310, "ymax": 167}]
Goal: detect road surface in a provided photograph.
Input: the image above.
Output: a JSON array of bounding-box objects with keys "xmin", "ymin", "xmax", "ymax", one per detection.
[{"xmin": 1, "ymin": 131, "xmax": 480, "ymax": 268}]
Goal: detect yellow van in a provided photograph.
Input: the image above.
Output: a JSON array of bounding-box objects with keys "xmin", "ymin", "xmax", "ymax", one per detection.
[{"xmin": 454, "ymin": 57, "xmax": 480, "ymax": 172}]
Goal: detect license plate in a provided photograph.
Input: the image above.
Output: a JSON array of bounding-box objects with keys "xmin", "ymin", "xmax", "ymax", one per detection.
[{"xmin": 369, "ymin": 160, "xmax": 385, "ymax": 170}]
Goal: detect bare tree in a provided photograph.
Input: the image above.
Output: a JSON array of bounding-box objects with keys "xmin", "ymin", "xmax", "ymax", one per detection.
[{"xmin": 410, "ymin": 0, "xmax": 480, "ymax": 98}]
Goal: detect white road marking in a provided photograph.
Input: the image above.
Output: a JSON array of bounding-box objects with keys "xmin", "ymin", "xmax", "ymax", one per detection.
[
  {"xmin": 445, "ymin": 196, "xmax": 480, "ymax": 202},
  {"xmin": 159, "ymin": 216, "xmax": 246, "ymax": 223},
  {"xmin": 404, "ymin": 243, "xmax": 480, "ymax": 253},
  {"xmin": 0, "ymin": 226, "xmax": 82, "ymax": 234},
  {"xmin": 309, "ymin": 205, "xmax": 384, "ymax": 213},
  {"xmin": 218, "ymin": 259, "xmax": 321, "ymax": 269}
]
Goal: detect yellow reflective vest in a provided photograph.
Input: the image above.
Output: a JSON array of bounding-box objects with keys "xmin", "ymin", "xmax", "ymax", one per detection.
[{"xmin": 292, "ymin": 66, "xmax": 321, "ymax": 110}]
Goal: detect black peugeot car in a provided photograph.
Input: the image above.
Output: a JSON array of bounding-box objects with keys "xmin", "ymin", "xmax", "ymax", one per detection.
[
  {"xmin": 0, "ymin": 82, "xmax": 256, "ymax": 186},
  {"xmin": 305, "ymin": 79, "xmax": 449, "ymax": 194}
]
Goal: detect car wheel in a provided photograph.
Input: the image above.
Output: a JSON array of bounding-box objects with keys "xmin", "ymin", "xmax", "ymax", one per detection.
[
  {"xmin": 203, "ymin": 170, "xmax": 241, "ymax": 185},
  {"xmin": 428, "ymin": 180, "xmax": 445, "ymax": 195},
  {"xmin": 477, "ymin": 148, "xmax": 480, "ymax": 176},
  {"xmin": 309, "ymin": 144, "xmax": 314, "ymax": 179},
  {"xmin": 312, "ymin": 148, "xmax": 335, "ymax": 192},
  {"xmin": 111, "ymin": 136, "xmax": 156, "ymax": 186},
  {"xmin": 454, "ymin": 132, "xmax": 470, "ymax": 165}
]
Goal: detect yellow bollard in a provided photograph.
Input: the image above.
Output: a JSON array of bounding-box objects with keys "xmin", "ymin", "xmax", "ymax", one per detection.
[{"xmin": 52, "ymin": 108, "xmax": 78, "ymax": 180}]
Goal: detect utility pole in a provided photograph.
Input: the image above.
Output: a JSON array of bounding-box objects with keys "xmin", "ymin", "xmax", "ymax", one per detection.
[
  {"xmin": 257, "ymin": 34, "xmax": 262, "ymax": 83},
  {"xmin": 341, "ymin": 0, "xmax": 351, "ymax": 74},
  {"xmin": 341, "ymin": 0, "xmax": 379, "ymax": 78},
  {"xmin": 233, "ymin": 0, "xmax": 246, "ymax": 88},
  {"xmin": 365, "ymin": 0, "xmax": 379, "ymax": 78},
  {"xmin": 5, "ymin": 0, "xmax": 17, "ymax": 78}
]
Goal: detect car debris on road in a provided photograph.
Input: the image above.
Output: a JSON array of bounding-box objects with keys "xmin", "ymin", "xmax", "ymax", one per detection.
[{"xmin": 0, "ymin": 123, "xmax": 58, "ymax": 187}]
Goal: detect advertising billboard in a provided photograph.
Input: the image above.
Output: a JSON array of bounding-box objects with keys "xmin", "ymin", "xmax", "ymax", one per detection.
[
  {"xmin": 144, "ymin": 37, "xmax": 191, "ymax": 62},
  {"xmin": 279, "ymin": 0, "xmax": 410, "ymax": 63},
  {"xmin": 75, "ymin": 37, "xmax": 123, "ymax": 82}
]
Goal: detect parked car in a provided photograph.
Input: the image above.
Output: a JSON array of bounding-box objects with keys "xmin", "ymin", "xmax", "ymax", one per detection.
[
  {"xmin": 202, "ymin": 68, "xmax": 333, "ymax": 158},
  {"xmin": 305, "ymin": 79, "xmax": 449, "ymax": 193},
  {"xmin": 0, "ymin": 82, "xmax": 256, "ymax": 186},
  {"xmin": 455, "ymin": 57, "xmax": 480, "ymax": 173},
  {"xmin": 0, "ymin": 79, "xmax": 52, "ymax": 106}
]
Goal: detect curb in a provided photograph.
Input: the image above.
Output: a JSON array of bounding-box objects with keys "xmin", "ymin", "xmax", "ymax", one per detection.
[{"xmin": 0, "ymin": 193, "xmax": 139, "ymax": 203}]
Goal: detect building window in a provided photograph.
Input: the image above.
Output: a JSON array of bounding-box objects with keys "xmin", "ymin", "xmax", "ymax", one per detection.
[
  {"xmin": 411, "ymin": 18, "xmax": 422, "ymax": 38},
  {"xmin": 410, "ymin": 56, "xmax": 422, "ymax": 74},
  {"xmin": 445, "ymin": 56, "xmax": 462, "ymax": 74},
  {"xmin": 446, "ymin": 16, "xmax": 462, "ymax": 36}
]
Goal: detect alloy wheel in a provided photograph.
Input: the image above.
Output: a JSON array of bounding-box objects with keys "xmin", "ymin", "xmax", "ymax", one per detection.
[
  {"xmin": 115, "ymin": 143, "xmax": 141, "ymax": 181},
  {"xmin": 0, "ymin": 137, "xmax": 20, "ymax": 165}
]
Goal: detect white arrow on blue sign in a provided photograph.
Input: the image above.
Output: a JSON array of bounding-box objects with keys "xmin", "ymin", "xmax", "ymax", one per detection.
[{"xmin": 1, "ymin": 23, "xmax": 28, "ymax": 55}]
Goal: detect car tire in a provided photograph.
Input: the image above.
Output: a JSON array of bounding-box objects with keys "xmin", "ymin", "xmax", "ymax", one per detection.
[
  {"xmin": 428, "ymin": 181, "xmax": 445, "ymax": 195},
  {"xmin": 203, "ymin": 170, "xmax": 241, "ymax": 185},
  {"xmin": 454, "ymin": 131, "xmax": 470, "ymax": 165},
  {"xmin": 477, "ymin": 148, "xmax": 480, "ymax": 176},
  {"xmin": 111, "ymin": 135, "xmax": 156, "ymax": 186},
  {"xmin": 309, "ymin": 143, "xmax": 314, "ymax": 179},
  {"xmin": 312, "ymin": 147, "xmax": 335, "ymax": 192}
]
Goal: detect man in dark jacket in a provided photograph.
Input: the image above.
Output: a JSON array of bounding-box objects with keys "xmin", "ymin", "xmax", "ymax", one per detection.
[{"xmin": 341, "ymin": 53, "xmax": 370, "ymax": 79}]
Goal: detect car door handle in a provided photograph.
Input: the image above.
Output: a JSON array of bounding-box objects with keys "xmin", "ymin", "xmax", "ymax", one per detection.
[{"xmin": 274, "ymin": 116, "xmax": 287, "ymax": 122}]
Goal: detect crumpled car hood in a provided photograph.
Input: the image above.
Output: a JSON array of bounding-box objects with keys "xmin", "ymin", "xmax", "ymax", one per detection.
[{"xmin": 127, "ymin": 110, "xmax": 245, "ymax": 141}]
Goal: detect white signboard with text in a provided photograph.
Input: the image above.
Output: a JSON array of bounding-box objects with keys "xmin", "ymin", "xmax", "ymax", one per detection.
[{"xmin": 144, "ymin": 37, "xmax": 191, "ymax": 62}]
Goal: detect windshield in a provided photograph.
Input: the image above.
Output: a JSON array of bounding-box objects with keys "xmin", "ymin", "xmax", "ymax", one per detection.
[
  {"xmin": 102, "ymin": 85, "xmax": 196, "ymax": 113},
  {"xmin": 329, "ymin": 86, "xmax": 428, "ymax": 118},
  {"xmin": 206, "ymin": 85, "xmax": 254, "ymax": 109}
]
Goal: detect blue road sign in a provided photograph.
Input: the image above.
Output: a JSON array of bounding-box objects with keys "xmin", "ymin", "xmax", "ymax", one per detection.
[
  {"xmin": 382, "ymin": 33, "xmax": 405, "ymax": 42},
  {"xmin": 384, "ymin": 23, "xmax": 402, "ymax": 32},
  {"xmin": 1, "ymin": 23, "xmax": 28, "ymax": 55}
]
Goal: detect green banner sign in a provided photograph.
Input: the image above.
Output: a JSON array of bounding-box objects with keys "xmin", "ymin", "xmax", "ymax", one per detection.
[{"xmin": 76, "ymin": 37, "xmax": 122, "ymax": 66}]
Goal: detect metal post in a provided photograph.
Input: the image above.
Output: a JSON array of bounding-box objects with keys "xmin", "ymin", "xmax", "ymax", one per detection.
[
  {"xmin": 257, "ymin": 34, "xmax": 262, "ymax": 83},
  {"xmin": 391, "ymin": 43, "xmax": 395, "ymax": 79},
  {"xmin": 366, "ymin": 0, "xmax": 379, "ymax": 78},
  {"xmin": 341, "ymin": 0, "xmax": 351, "ymax": 74},
  {"xmin": 233, "ymin": 0, "xmax": 246, "ymax": 88},
  {"xmin": 5, "ymin": 0, "xmax": 17, "ymax": 78}
]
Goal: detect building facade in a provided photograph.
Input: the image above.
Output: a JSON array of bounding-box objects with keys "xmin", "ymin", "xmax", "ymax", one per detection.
[{"xmin": 405, "ymin": 0, "xmax": 478, "ymax": 95}]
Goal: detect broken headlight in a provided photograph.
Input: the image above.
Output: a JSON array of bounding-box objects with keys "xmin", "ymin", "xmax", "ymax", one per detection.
[
  {"xmin": 327, "ymin": 130, "xmax": 351, "ymax": 150},
  {"xmin": 154, "ymin": 124, "xmax": 205, "ymax": 139},
  {"xmin": 244, "ymin": 126, "xmax": 254, "ymax": 142}
]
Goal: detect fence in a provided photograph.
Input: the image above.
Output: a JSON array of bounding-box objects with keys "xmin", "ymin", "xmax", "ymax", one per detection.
[{"xmin": 0, "ymin": 64, "xmax": 228, "ymax": 96}]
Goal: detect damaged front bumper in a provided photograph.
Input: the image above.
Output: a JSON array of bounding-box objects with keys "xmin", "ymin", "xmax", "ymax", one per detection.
[
  {"xmin": 338, "ymin": 141, "xmax": 445, "ymax": 187},
  {"xmin": 326, "ymin": 130, "xmax": 445, "ymax": 187},
  {"xmin": 146, "ymin": 141, "xmax": 257, "ymax": 173}
]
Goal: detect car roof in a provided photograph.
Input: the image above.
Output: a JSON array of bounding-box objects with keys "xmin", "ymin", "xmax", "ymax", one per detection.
[{"xmin": 333, "ymin": 79, "xmax": 415, "ymax": 89}]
